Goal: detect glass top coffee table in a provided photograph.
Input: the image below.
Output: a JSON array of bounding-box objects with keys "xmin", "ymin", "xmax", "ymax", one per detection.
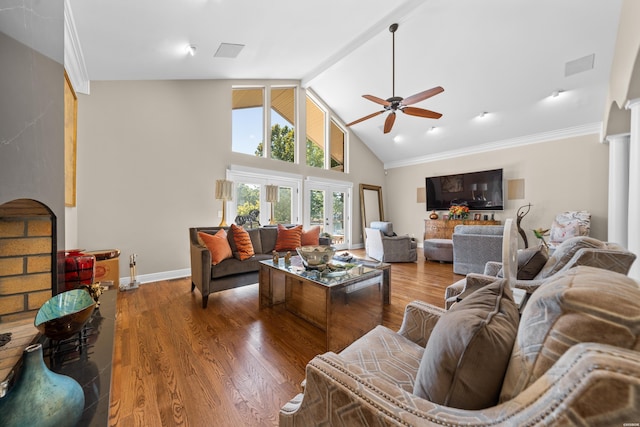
[{"xmin": 259, "ymin": 257, "xmax": 383, "ymax": 352}]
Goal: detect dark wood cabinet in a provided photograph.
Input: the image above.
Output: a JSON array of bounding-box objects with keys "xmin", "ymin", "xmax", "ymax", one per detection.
[{"xmin": 424, "ymin": 219, "xmax": 501, "ymax": 240}]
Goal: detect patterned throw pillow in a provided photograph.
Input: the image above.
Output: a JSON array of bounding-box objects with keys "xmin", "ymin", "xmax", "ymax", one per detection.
[
  {"xmin": 413, "ymin": 279, "xmax": 519, "ymax": 410},
  {"xmin": 275, "ymin": 224, "xmax": 303, "ymax": 251},
  {"xmin": 301, "ymin": 225, "xmax": 320, "ymax": 246},
  {"xmin": 197, "ymin": 230, "xmax": 232, "ymax": 265},
  {"xmin": 230, "ymin": 224, "xmax": 255, "ymax": 260},
  {"xmin": 550, "ymin": 219, "xmax": 581, "ymax": 243}
]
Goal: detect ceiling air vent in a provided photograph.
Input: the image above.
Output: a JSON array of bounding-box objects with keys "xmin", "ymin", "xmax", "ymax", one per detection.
[
  {"xmin": 214, "ymin": 43, "xmax": 245, "ymax": 58},
  {"xmin": 565, "ymin": 54, "xmax": 595, "ymax": 77}
]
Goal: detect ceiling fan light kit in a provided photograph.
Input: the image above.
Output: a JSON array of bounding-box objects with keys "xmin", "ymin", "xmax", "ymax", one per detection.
[{"xmin": 346, "ymin": 23, "xmax": 444, "ymax": 134}]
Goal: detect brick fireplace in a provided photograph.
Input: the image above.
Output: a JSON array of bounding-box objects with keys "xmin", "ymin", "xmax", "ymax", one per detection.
[{"xmin": 0, "ymin": 199, "xmax": 57, "ymax": 323}]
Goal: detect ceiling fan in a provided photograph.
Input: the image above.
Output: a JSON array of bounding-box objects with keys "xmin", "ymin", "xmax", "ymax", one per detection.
[{"xmin": 346, "ymin": 23, "xmax": 444, "ymax": 134}]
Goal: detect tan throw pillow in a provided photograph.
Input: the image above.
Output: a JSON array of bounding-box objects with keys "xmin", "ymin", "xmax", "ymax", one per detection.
[
  {"xmin": 230, "ymin": 224, "xmax": 255, "ymax": 260},
  {"xmin": 275, "ymin": 224, "xmax": 302, "ymax": 251},
  {"xmin": 197, "ymin": 230, "xmax": 232, "ymax": 265},
  {"xmin": 301, "ymin": 225, "xmax": 320, "ymax": 246},
  {"xmin": 413, "ymin": 279, "xmax": 519, "ymax": 410}
]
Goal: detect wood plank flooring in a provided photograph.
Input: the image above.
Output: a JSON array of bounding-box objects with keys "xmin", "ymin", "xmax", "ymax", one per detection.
[{"xmin": 108, "ymin": 250, "xmax": 462, "ymax": 426}]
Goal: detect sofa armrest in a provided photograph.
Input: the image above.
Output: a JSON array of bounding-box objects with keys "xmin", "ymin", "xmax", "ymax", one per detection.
[
  {"xmin": 397, "ymin": 300, "xmax": 444, "ymax": 347},
  {"xmin": 280, "ymin": 343, "xmax": 640, "ymax": 426},
  {"xmin": 484, "ymin": 261, "xmax": 503, "ymax": 276},
  {"xmin": 189, "ymin": 228, "xmax": 212, "ymax": 298}
]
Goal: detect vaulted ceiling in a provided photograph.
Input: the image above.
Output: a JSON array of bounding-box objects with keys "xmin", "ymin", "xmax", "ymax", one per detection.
[{"xmin": 67, "ymin": 0, "xmax": 623, "ymax": 168}]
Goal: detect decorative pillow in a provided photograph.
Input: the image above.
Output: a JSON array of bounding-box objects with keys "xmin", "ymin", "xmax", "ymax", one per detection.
[
  {"xmin": 516, "ymin": 246, "xmax": 548, "ymax": 280},
  {"xmin": 549, "ymin": 219, "xmax": 580, "ymax": 243},
  {"xmin": 413, "ymin": 279, "xmax": 519, "ymax": 410},
  {"xmin": 301, "ymin": 225, "xmax": 321, "ymax": 246},
  {"xmin": 497, "ymin": 246, "xmax": 548, "ymax": 280},
  {"xmin": 197, "ymin": 230, "xmax": 232, "ymax": 265},
  {"xmin": 230, "ymin": 224, "xmax": 255, "ymax": 260},
  {"xmin": 537, "ymin": 236, "xmax": 605, "ymax": 279},
  {"xmin": 275, "ymin": 224, "xmax": 303, "ymax": 251},
  {"xmin": 500, "ymin": 266, "xmax": 640, "ymax": 402}
]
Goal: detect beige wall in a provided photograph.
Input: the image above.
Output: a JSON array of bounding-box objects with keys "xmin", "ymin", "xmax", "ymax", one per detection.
[
  {"xmin": 75, "ymin": 79, "xmax": 384, "ymax": 278},
  {"xmin": 384, "ymin": 133, "xmax": 609, "ymax": 247}
]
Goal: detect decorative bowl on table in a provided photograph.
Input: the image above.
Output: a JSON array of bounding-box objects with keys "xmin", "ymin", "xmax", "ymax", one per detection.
[
  {"xmin": 34, "ymin": 288, "xmax": 97, "ymax": 341},
  {"xmin": 296, "ymin": 245, "xmax": 336, "ymax": 269}
]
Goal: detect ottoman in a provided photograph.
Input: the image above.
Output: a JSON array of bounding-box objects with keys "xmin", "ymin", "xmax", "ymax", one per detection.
[{"xmin": 423, "ymin": 238, "xmax": 453, "ymax": 263}]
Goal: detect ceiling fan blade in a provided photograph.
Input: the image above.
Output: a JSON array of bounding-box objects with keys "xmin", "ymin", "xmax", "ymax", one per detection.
[
  {"xmin": 401, "ymin": 86, "xmax": 444, "ymax": 106},
  {"xmin": 402, "ymin": 106, "xmax": 443, "ymax": 119},
  {"xmin": 383, "ymin": 112, "xmax": 396, "ymax": 134},
  {"xmin": 346, "ymin": 110, "xmax": 385, "ymax": 127},
  {"xmin": 363, "ymin": 94, "xmax": 391, "ymax": 107}
]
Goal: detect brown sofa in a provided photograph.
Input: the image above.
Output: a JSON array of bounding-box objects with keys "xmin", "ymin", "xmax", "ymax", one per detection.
[
  {"xmin": 189, "ymin": 226, "xmax": 281, "ymax": 308},
  {"xmin": 279, "ymin": 266, "xmax": 640, "ymax": 426}
]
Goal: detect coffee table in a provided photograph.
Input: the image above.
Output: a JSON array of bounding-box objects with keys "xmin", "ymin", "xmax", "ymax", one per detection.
[{"xmin": 259, "ymin": 257, "xmax": 383, "ymax": 352}]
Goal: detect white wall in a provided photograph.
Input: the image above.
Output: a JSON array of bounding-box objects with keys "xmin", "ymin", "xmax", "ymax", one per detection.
[
  {"xmin": 384, "ymin": 133, "xmax": 609, "ymax": 246},
  {"xmin": 75, "ymin": 80, "xmax": 384, "ymax": 280}
]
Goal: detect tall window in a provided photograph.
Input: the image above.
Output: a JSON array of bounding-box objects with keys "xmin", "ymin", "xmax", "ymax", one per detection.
[
  {"xmin": 235, "ymin": 183, "xmax": 261, "ymax": 221},
  {"xmin": 306, "ymin": 97, "xmax": 325, "ymax": 168},
  {"xmin": 273, "ymin": 186, "xmax": 293, "ymax": 224},
  {"xmin": 270, "ymin": 88, "xmax": 295, "ymax": 162},
  {"xmin": 329, "ymin": 120, "xmax": 345, "ymax": 172},
  {"xmin": 232, "ymin": 88, "xmax": 264, "ymax": 156}
]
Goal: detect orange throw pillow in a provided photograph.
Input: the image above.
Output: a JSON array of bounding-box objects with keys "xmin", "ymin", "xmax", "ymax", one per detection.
[
  {"xmin": 198, "ymin": 230, "xmax": 232, "ymax": 265},
  {"xmin": 275, "ymin": 224, "xmax": 303, "ymax": 251},
  {"xmin": 301, "ymin": 225, "xmax": 320, "ymax": 246},
  {"xmin": 230, "ymin": 224, "xmax": 255, "ymax": 260}
]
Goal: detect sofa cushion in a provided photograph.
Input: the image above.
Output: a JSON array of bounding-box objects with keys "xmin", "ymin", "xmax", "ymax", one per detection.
[
  {"xmin": 198, "ymin": 230, "xmax": 232, "ymax": 265},
  {"xmin": 301, "ymin": 225, "xmax": 320, "ymax": 246},
  {"xmin": 537, "ymin": 236, "xmax": 605, "ymax": 279},
  {"xmin": 230, "ymin": 224, "xmax": 255, "ymax": 261},
  {"xmin": 500, "ymin": 266, "xmax": 640, "ymax": 402},
  {"xmin": 275, "ymin": 224, "xmax": 302, "ymax": 251},
  {"xmin": 413, "ymin": 278, "xmax": 519, "ymax": 410}
]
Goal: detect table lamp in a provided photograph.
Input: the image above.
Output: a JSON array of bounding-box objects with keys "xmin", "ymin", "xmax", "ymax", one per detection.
[
  {"xmin": 215, "ymin": 179, "xmax": 233, "ymax": 227},
  {"xmin": 265, "ymin": 184, "xmax": 279, "ymax": 225}
]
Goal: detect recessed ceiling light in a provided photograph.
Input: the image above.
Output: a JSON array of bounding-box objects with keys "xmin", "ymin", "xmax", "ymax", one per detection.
[
  {"xmin": 428, "ymin": 126, "xmax": 437, "ymax": 132},
  {"xmin": 551, "ymin": 89, "xmax": 564, "ymax": 98},
  {"xmin": 478, "ymin": 111, "xmax": 488, "ymax": 118},
  {"xmin": 214, "ymin": 43, "xmax": 245, "ymax": 58},
  {"xmin": 186, "ymin": 45, "xmax": 197, "ymax": 56}
]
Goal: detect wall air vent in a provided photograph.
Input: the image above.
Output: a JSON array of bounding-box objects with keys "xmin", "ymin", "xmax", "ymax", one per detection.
[{"xmin": 565, "ymin": 54, "xmax": 595, "ymax": 77}]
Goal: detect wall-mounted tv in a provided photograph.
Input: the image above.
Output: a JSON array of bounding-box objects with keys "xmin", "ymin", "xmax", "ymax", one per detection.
[{"xmin": 425, "ymin": 168, "xmax": 503, "ymax": 211}]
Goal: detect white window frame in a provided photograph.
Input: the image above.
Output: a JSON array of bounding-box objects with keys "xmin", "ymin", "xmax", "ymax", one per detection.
[
  {"xmin": 303, "ymin": 176, "xmax": 353, "ymax": 249},
  {"xmin": 227, "ymin": 165, "xmax": 303, "ymax": 226},
  {"xmin": 305, "ymin": 90, "xmax": 349, "ymax": 173}
]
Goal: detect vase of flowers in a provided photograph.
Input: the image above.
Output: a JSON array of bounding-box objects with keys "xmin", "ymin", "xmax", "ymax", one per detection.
[{"xmin": 449, "ymin": 205, "xmax": 469, "ymax": 220}]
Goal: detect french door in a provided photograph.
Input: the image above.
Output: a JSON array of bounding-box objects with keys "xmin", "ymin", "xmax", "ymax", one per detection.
[{"xmin": 304, "ymin": 180, "xmax": 351, "ymax": 250}]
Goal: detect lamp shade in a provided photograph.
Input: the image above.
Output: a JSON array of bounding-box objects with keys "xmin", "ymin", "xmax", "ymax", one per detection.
[
  {"xmin": 215, "ymin": 180, "xmax": 233, "ymax": 201},
  {"xmin": 266, "ymin": 185, "xmax": 279, "ymax": 203}
]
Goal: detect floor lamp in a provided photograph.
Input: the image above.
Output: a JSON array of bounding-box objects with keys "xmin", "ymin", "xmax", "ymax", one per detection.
[
  {"xmin": 265, "ymin": 185, "xmax": 279, "ymax": 225},
  {"xmin": 215, "ymin": 179, "xmax": 233, "ymax": 227}
]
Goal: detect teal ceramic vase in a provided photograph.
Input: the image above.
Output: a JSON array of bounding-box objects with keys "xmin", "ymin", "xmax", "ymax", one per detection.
[{"xmin": 0, "ymin": 343, "xmax": 84, "ymax": 427}]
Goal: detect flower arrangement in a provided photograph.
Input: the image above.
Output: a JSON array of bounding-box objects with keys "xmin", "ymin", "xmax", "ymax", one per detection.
[{"xmin": 449, "ymin": 205, "xmax": 469, "ymax": 219}]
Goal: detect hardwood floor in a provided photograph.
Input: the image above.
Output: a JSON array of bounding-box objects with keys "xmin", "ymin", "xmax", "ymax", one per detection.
[{"xmin": 108, "ymin": 251, "xmax": 462, "ymax": 426}]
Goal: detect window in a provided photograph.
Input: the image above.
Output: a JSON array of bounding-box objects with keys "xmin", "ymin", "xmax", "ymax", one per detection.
[
  {"xmin": 227, "ymin": 167, "xmax": 302, "ymax": 227},
  {"xmin": 306, "ymin": 97, "xmax": 325, "ymax": 168},
  {"xmin": 232, "ymin": 88, "xmax": 264, "ymax": 156},
  {"xmin": 329, "ymin": 120, "xmax": 345, "ymax": 172},
  {"xmin": 270, "ymin": 88, "xmax": 295, "ymax": 162}
]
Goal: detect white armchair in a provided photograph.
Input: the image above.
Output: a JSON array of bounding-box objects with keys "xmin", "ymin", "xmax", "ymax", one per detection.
[{"xmin": 365, "ymin": 221, "xmax": 417, "ymax": 263}]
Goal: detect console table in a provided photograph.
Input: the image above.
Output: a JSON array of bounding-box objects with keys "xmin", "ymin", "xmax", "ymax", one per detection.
[{"xmin": 424, "ymin": 218, "xmax": 501, "ymax": 240}]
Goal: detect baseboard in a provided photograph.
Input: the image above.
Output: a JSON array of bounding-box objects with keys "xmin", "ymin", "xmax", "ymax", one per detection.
[{"xmin": 119, "ymin": 268, "xmax": 191, "ymax": 286}]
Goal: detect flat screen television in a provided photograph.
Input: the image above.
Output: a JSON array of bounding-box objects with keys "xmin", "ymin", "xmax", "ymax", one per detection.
[{"xmin": 425, "ymin": 168, "xmax": 503, "ymax": 211}]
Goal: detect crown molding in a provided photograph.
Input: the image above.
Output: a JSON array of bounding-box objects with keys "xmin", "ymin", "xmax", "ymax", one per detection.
[
  {"xmin": 64, "ymin": 0, "xmax": 90, "ymax": 94},
  {"xmin": 384, "ymin": 122, "xmax": 602, "ymax": 169}
]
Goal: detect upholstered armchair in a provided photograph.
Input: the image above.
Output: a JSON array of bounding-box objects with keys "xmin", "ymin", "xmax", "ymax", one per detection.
[
  {"xmin": 445, "ymin": 234, "xmax": 636, "ymax": 308},
  {"xmin": 280, "ymin": 266, "xmax": 640, "ymax": 426},
  {"xmin": 451, "ymin": 224, "xmax": 504, "ymax": 274},
  {"xmin": 365, "ymin": 221, "xmax": 417, "ymax": 263}
]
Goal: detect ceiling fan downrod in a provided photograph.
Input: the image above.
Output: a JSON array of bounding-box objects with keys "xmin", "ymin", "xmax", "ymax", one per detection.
[{"xmin": 390, "ymin": 23, "xmax": 398, "ymax": 98}]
